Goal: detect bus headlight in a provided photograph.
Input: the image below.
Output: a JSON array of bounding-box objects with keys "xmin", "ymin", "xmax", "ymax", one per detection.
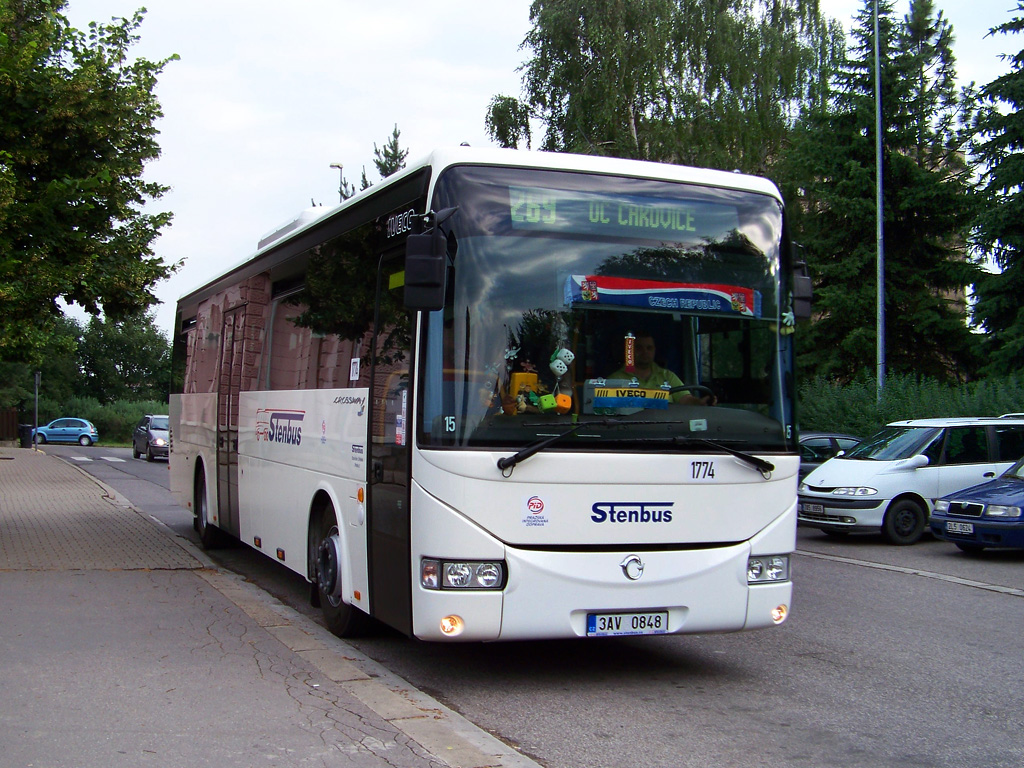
[
  {"xmin": 421, "ymin": 558, "xmax": 506, "ymax": 590},
  {"xmin": 748, "ymin": 555, "xmax": 790, "ymax": 583}
]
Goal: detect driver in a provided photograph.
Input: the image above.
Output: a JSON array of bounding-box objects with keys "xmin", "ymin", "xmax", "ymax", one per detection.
[{"xmin": 608, "ymin": 333, "xmax": 715, "ymax": 406}]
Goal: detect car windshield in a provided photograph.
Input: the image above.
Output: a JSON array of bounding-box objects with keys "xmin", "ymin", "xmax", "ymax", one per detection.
[
  {"xmin": 418, "ymin": 165, "xmax": 797, "ymax": 454},
  {"xmin": 843, "ymin": 426, "xmax": 943, "ymax": 461},
  {"xmin": 1003, "ymin": 457, "xmax": 1024, "ymax": 480},
  {"xmin": 150, "ymin": 416, "xmax": 169, "ymax": 430}
]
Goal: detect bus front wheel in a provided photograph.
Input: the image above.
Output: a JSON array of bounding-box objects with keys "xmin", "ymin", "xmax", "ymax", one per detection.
[
  {"xmin": 195, "ymin": 465, "xmax": 226, "ymax": 549},
  {"xmin": 313, "ymin": 507, "xmax": 373, "ymax": 638}
]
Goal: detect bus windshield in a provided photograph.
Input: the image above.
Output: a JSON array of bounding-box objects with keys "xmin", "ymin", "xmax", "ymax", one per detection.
[{"xmin": 419, "ymin": 165, "xmax": 794, "ymax": 454}]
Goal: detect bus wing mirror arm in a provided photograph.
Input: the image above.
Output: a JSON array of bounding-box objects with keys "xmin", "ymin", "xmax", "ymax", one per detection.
[{"xmin": 404, "ymin": 207, "xmax": 458, "ymax": 312}]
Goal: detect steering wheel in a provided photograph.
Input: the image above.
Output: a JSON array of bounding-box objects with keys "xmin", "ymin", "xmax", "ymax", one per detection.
[{"xmin": 668, "ymin": 384, "xmax": 716, "ymax": 401}]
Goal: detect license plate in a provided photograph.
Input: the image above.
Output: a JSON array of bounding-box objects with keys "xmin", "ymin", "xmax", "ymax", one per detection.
[
  {"xmin": 800, "ymin": 502, "xmax": 823, "ymax": 514},
  {"xmin": 946, "ymin": 521, "xmax": 974, "ymax": 535},
  {"xmin": 587, "ymin": 611, "xmax": 669, "ymax": 637}
]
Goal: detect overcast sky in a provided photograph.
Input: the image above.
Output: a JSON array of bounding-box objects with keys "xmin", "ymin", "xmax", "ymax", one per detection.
[{"xmin": 61, "ymin": 0, "xmax": 1019, "ymax": 337}]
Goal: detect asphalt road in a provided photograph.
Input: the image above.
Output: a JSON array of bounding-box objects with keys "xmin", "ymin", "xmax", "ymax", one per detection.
[{"xmin": 48, "ymin": 444, "xmax": 1024, "ymax": 768}]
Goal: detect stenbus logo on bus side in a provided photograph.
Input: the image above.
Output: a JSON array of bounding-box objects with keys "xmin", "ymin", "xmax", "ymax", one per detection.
[{"xmin": 255, "ymin": 409, "xmax": 305, "ymax": 446}]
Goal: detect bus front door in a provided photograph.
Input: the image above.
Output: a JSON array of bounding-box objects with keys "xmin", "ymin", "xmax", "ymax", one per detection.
[{"xmin": 367, "ymin": 254, "xmax": 413, "ymax": 635}]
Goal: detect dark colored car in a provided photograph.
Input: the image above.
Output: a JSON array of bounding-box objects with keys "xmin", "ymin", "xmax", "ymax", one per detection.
[
  {"xmin": 32, "ymin": 417, "xmax": 99, "ymax": 446},
  {"xmin": 132, "ymin": 414, "xmax": 169, "ymax": 461},
  {"xmin": 799, "ymin": 431, "xmax": 862, "ymax": 481},
  {"xmin": 931, "ymin": 457, "xmax": 1024, "ymax": 553}
]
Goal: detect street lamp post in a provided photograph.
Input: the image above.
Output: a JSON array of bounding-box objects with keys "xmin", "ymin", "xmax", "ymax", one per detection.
[
  {"xmin": 330, "ymin": 163, "xmax": 344, "ymax": 203},
  {"xmin": 874, "ymin": 0, "xmax": 886, "ymax": 402}
]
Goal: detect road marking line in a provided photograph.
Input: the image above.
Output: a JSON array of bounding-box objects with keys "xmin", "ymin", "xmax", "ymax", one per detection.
[
  {"xmin": 796, "ymin": 549, "xmax": 1024, "ymax": 598},
  {"xmin": 69, "ymin": 456, "xmax": 93, "ymax": 462},
  {"xmin": 101, "ymin": 457, "xmax": 126, "ymax": 463}
]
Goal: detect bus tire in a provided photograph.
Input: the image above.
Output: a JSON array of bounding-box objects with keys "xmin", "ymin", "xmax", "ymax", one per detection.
[
  {"xmin": 312, "ymin": 504, "xmax": 373, "ymax": 638},
  {"xmin": 195, "ymin": 464, "xmax": 225, "ymax": 549},
  {"xmin": 882, "ymin": 499, "xmax": 927, "ymax": 545}
]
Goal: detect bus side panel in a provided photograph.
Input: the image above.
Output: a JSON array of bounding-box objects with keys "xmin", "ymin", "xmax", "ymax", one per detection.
[
  {"xmin": 237, "ymin": 389, "xmax": 370, "ymax": 593},
  {"xmin": 169, "ymin": 393, "xmax": 219, "ymax": 521}
]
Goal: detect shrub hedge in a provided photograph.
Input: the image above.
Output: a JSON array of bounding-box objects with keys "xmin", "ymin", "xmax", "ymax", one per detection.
[
  {"xmin": 32, "ymin": 396, "xmax": 168, "ymax": 444},
  {"xmin": 798, "ymin": 373, "xmax": 1024, "ymax": 439}
]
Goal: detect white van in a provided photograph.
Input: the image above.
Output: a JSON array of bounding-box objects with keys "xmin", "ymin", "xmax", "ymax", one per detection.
[{"xmin": 798, "ymin": 417, "xmax": 1024, "ymax": 544}]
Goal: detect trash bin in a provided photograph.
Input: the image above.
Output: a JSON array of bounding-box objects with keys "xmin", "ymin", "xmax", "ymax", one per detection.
[{"xmin": 18, "ymin": 424, "xmax": 33, "ymax": 449}]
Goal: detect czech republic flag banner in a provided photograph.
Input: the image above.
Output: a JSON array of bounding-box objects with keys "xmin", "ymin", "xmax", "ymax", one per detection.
[{"xmin": 565, "ymin": 275, "xmax": 761, "ymax": 318}]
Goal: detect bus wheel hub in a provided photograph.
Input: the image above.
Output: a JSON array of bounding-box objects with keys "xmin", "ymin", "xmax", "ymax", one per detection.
[{"xmin": 317, "ymin": 534, "xmax": 343, "ymax": 603}]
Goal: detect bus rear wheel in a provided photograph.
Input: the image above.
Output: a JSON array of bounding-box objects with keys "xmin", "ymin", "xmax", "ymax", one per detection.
[{"xmin": 313, "ymin": 506, "xmax": 373, "ymax": 638}]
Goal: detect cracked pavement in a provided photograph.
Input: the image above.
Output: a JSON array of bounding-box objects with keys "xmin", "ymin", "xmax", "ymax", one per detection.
[{"xmin": 0, "ymin": 447, "xmax": 538, "ymax": 768}]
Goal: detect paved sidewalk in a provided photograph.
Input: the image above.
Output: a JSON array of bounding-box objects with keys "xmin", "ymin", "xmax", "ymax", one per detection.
[{"xmin": 0, "ymin": 447, "xmax": 539, "ymax": 768}]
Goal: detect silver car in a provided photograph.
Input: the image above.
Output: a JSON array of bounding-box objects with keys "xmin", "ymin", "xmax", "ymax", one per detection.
[{"xmin": 132, "ymin": 414, "xmax": 169, "ymax": 461}]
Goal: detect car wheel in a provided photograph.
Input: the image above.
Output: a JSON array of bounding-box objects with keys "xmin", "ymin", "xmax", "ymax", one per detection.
[
  {"xmin": 36, "ymin": 433, "xmax": 47, "ymax": 444},
  {"xmin": 146, "ymin": 446, "xmax": 155, "ymax": 462},
  {"xmin": 882, "ymin": 499, "xmax": 927, "ymax": 545},
  {"xmin": 312, "ymin": 502, "xmax": 373, "ymax": 638},
  {"xmin": 132, "ymin": 442, "xmax": 140, "ymax": 459},
  {"xmin": 195, "ymin": 465, "xmax": 226, "ymax": 549},
  {"xmin": 78, "ymin": 435, "xmax": 92, "ymax": 447},
  {"xmin": 955, "ymin": 542, "xmax": 986, "ymax": 555}
]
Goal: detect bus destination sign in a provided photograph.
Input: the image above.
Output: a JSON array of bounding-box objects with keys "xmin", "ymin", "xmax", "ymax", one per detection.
[{"xmin": 508, "ymin": 186, "xmax": 741, "ymax": 242}]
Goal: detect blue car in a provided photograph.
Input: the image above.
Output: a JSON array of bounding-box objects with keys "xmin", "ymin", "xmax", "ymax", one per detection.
[
  {"xmin": 931, "ymin": 457, "xmax": 1024, "ymax": 553},
  {"xmin": 33, "ymin": 417, "xmax": 99, "ymax": 446}
]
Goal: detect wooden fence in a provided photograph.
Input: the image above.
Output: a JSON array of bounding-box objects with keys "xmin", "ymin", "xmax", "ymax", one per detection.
[{"xmin": 0, "ymin": 408, "xmax": 19, "ymax": 440}]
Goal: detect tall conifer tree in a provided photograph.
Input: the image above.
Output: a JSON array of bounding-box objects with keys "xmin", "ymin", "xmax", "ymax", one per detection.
[
  {"xmin": 781, "ymin": 0, "xmax": 979, "ymax": 382},
  {"xmin": 970, "ymin": 4, "xmax": 1024, "ymax": 375}
]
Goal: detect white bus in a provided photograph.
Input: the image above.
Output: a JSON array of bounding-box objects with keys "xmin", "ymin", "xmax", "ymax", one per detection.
[{"xmin": 169, "ymin": 147, "xmax": 809, "ymax": 642}]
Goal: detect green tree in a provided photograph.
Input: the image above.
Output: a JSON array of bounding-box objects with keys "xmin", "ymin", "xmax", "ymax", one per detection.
[
  {"xmin": 373, "ymin": 124, "xmax": 408, "ymax": 178},
  {"xmin": 0, "ymin": 1, "xmax": 177, "ymax": 363},
  {"xmin": 781, "ymin": 0, "xmax": 980, "ymax": 383},
  {"xmin": 0, "ymin": 314, "xmax": 82, "ymax": 410},
  {"xmin": 78, "ymin": 312, "xmax": 170, "ymax": 403},
  {"xmin": 337, "ymin": 124, "xmax": 408, "ymax": 200},
  {"xmin": 486, "ymin": 0, "xmax": 844, "ymax": 176},
  {"xmin": 970, "ymin": 3, "xmax": 1024, "ymax": 375}
]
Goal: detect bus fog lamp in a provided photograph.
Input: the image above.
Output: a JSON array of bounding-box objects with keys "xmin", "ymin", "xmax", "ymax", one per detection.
[
  {"xmin": 747, "ymin": 555, "xmax": 790, "ymax": 583},
  {"xmin": 439, "ymin": 615, "xmax": 464, "ymax": 636},
  {"xmin": 771, "ymin": 604, "xmax": 789, "ymax": 624}
]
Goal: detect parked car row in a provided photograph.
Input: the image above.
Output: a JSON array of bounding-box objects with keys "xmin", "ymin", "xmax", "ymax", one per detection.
[
  {"xmin": 29, "ymin": 414, "xmax": 170, "ymax": 464},
  {"xmin": 799, "ymin": 416, "xmax": 1024, "ymax": 553}
]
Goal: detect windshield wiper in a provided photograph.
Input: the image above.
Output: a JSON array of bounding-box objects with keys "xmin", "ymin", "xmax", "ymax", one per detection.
[
  {"xmin": 496, "ymin": 420, "xmax": 776, "ymax": 478},
  {"xmin": 647, "ymin": 435, "xmax": 775, "ymax": 477},
  {"xmin": 497, "ymin": 423, "xmax": 586, "ymax": 473}
]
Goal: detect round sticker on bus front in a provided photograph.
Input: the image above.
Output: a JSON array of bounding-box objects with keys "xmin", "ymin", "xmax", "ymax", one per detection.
[{"xmin": 522, "ymin": 495, "xmax": 549, "ymax": 527}]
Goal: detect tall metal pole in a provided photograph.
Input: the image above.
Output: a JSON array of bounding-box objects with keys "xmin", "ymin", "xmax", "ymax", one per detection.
[
  {"xmin": 874, "ymin": 0, "xmax": 886, "ymax": 401},
  {"xmin": 33, "ymin": 370, "xmax": 40, "ymax": 449},
  {"xmin": 330, "ymin": 162, "xmax": 344, "ymax": 203}
]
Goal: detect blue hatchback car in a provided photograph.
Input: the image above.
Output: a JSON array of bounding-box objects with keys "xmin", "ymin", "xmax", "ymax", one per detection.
[
  {"xmin": 33, "ymin": 417, "xmax": 99, "ymax": 446},
  {"xmin": 931, "ymin": 457, "xmax": 1024, "ymax": 553}
]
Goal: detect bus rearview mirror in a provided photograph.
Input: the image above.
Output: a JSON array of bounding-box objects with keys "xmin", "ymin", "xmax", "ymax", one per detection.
[
  {"xmin": 792, "ymin": 261, "xmax": 812, "ymax": 319},
  {"xmin": 404, "ymin": 231, "xmax": 446, "ymax": 311}
]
